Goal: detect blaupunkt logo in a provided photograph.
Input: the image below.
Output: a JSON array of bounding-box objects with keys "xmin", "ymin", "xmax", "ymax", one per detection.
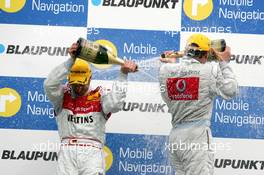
[
  {"xmin": 0, "ymin": 0, "xmax": 26, "ymax": 13},
  {"xmin": 183, "ymin": 0, "xmax": 213, "ymax": 20},
  {"xmin": 0, "ymin": 88, "xmax": 22, "ymax": 117},
  {"xmin": 0, "ymin": 44, "xmax": 5, "ymax": 54},
  {"xmin": 230, "ymin": 54, "xmax": 263, "ymax": 65},
  {"xmin": 91, "ymin": 0, "xmax": 102, "ymax": 6},
  {"xmin": 0, "ymin": 43, "xmax": 69, "ymax": 57},
  {"xmin": 91, "ymin": 0, "xmax": 179, "ymax": 9}
]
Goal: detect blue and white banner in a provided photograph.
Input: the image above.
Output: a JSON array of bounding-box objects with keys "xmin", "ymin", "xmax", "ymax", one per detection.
[
  {"xmin": 87, "ymin": 0, "xmax": 182, "ymax": 30},
  {"xmin": 1, "ymin": 0, "xmax": 264, "ymax": 174},
  {"xmin": 0, "ymin": 76, "xmax": 55, "ymax": 130},
  {"xmin": 106, "ymin": 133, "xmax": 173, "ymax": 175},
  {"xmin": 1, "ymin": 76, "xmax": 264, "ymax": 140},
  {"xmin": 87, "ymin": 28, "xmax": 180, "ymax": 81},
  {"xmin": 212, "ymin": 87, "xmax": 264, "ymax": 139},
  {"xmin": 1, "ymin": 129, "xmax": 264, "ymax": 175},
  {"xmin": 182, "ymin": 0, "xmax": 264, "ymax": 34},
  {"xmin": 0, "ymin": 0, "xmax": 88, "ymax": 27}
]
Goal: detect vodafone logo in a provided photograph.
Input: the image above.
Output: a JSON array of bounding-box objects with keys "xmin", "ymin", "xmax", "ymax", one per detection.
[
  {"xmin": 176, "ymin": 79, "xmax": 186, "ymax": 92},
  {"xmin": 167, "ymin": 77, "xmax": 199, "ymax": 101}
]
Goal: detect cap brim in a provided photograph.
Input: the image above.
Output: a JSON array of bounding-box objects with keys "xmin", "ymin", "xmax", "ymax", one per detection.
[{"xmin": 68, "ymin": 75, "xmax": 89, "ymax": 85}]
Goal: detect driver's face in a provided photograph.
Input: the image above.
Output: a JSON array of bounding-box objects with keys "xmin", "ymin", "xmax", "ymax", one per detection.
[{"xmin": 71, "ymin": 84, "xmax": 89, "ymax": 96}]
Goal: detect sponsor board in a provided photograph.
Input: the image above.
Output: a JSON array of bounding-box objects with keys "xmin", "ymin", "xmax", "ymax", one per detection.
[
  {"xmin": 106, "ymin": 133, "xmax": 174, "ymax": 175},
  {"xmin": 0, "ymin": 129, "xmax": 58, "ymax": 175},
  {"xmin": 182, "ymin": 0, "xmax": 264, "ymax": 34},
  {"xmin": 87, "ymin": 28, "xmax": 180, "ymax": 82},
  {"xmin": 214, "ymin": 138, "xmax": 264, "ymax": 175},
  {"xmin": 1, "ymin": 76, "xmax": 264, "ymax": 140},
  {"xmin": 220, "ymin": 33, "xmax": 264, "ymax": 88},
  {"xmin": 87, "ymin": 0, "xmax": 181, "ymax": 30},
  {"xmin": 98, "ymin": 80, "xmax": 172, "ymax": 135},
  {"xmin": 0, "ymin": 1, "xmax": 264, "ymax": 175},
  {"xmin": 0, "ymin": 0, "xmax": 88, "ymax": 27},
  {"xmin": 0, "ymin": 77, "xmax": 56, "ymax": 130},
  {"xmin": 1, "ymin": 129, "xmax": 264, "ymax": 175},
  {"xmin": 108, "ymin": 135, "xmax": 264, "ymax": 175},
  {"xmin": 180, "ymin": 32, "xmax": 264, "ymax": 87},
  {"xmin": 0, "ymin": 24, "xmax": 86, "ymax": 78},
  {"xmin": 108, "ymin": 82, "xmax": 264, "ymax": 139},
  {"xmin": 88, "ymin": 28, "xmax": 180, "ymax": 60},
  {"xmin": 212, "ymin": 87, "xmax": 264, "ymax": 139}
]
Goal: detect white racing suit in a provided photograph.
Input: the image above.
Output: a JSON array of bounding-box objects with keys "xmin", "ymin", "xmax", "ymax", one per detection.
[
  {"xmin": 159, "ymin": 57, "xmax": 238, "ymax": 175},
  {"xmin": 44, "ymin": 58, "xmax": 127, "ymax": 175}
]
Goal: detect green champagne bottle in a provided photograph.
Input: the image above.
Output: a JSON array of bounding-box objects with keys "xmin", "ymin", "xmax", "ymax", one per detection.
[
  {"xmin": 161, "ymin": 39, "xmax": 226, "ymax": 61},
  {"xmin": 208, "ymin": 39, "xmax": 226, "ymax": 61},
  {"xmin": 161, "ymin": 51, "xmax": 184, "ymax": 59},
  {"xmin": 74, "ymin": 38, "xmax": 125, "ymax": 65}
]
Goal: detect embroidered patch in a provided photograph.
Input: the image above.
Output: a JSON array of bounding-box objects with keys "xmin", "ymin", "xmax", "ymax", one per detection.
[{"xmin": 166, "ymin": 77, "xmax": 199, "ymax": 100}]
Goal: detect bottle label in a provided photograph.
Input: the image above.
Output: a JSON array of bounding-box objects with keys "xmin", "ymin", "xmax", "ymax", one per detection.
[
  {"xmin": 75, "ymin": 38, "xmax": 109, "ymax": 64},
  {"xmin": 78, "ymin": 38, "xmax": 98, "ymax": 62},
  {"xmin": 211, "ymin": 39, "xmax": 226, "ymax": 52}
]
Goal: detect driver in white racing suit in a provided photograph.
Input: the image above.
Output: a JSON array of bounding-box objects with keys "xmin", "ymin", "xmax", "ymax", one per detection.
[
  {"xmin": 44, "ymin": 42, "xmax": 137, "ymax": 175},
  {"xmin": 159, "ymin": 33, "xmax": 238, "ymax": 175}
]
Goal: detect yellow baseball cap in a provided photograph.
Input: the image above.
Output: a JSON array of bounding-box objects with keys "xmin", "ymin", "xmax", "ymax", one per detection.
[
  {"xmin": 186, "ymin": 33, "xmax": 211, "ymax": 51},
  {"xmin": 68, "ymin": 59, "xmax": 92, "ymax": 85}
]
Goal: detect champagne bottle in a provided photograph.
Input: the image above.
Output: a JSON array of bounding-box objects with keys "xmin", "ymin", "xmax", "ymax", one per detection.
[
  {"xmin": 161, "ymin": 51, "xmax": 184, "ymax": 59},
  {"xmin": 208, "ymin": 39, "xmax": 226, "ymax": 61},
  {"xmin": 161, "ymin": 39, "xmax": 226, "ymax": 61},
  {"xmin": 211, "ymin": 39, "xmax": 226, "ymax": 52},
  {"xmin": 74, "ymin": 38, "xmax": 125, "ymax": 65}
]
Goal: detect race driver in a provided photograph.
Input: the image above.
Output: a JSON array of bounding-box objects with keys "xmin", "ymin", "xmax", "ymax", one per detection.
[
  {"xmin": 44, "ymin": 42, "xmax": 137, "ymax": 175},
  {"xmin": 159, "ymin": 33, "xmax": 238, "ymax": 175}
]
